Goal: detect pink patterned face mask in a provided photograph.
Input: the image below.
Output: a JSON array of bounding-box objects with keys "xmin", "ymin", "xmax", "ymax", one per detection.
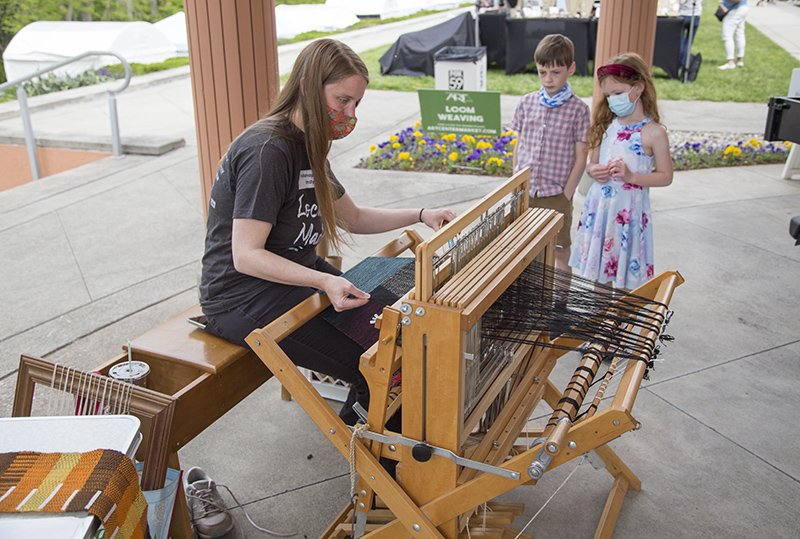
[{"xmin": 327, "ymin": 106, "xmax": 357, "ymax": 139}]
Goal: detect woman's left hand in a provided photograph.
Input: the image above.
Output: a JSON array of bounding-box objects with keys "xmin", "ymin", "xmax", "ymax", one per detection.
[{"xmin": 421, "ymin": 208, "xmax": 457, "ymax": 231}]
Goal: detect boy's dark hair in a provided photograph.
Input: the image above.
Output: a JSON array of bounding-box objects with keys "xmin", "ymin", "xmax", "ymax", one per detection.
[{"xmin": 534, "ymin": 34, "xmax": 575, "ymax": 67}]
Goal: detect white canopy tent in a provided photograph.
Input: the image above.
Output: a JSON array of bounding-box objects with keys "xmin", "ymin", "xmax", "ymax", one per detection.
[
  {"xmin": 153, "ymin": 11, "xmax": 189, "ymax": 55},
  {"xmin": 3, "ymin": 21, "xmax": 178, "ymax": 82},
  {"xmin": 275, "ymin": 4, "xmax": 360, "ymax": 40},
  {"xmin": 324, "ymin": 0, "xmax": 460, "ymax": 20}
]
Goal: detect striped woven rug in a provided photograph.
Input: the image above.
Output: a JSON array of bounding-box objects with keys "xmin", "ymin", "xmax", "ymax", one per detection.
[{"xmin": 0, "ymin": 449, "xmax": 149, "ymax": 539}]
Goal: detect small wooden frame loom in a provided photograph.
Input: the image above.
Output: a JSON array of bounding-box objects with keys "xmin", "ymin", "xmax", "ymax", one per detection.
[{"xmin": 246, "ymin": 169, "xmax": 684, "ymax": 539}]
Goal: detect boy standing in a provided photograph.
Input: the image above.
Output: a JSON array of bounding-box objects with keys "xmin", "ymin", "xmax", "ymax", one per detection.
[{"xmin": 510, "ymin": 34, "xmax": 589, "ymax": 275}]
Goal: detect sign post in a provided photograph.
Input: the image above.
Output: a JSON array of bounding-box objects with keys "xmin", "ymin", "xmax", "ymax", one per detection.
[{"xmin": 418, "ymin": 89, "xmax": 502, "ymax": 136}]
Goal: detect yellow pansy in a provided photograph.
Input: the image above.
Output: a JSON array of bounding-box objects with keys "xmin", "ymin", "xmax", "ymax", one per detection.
[
  {"xmin": 449, "ymin": 152, "xmax": 458, "ymax": 161},
  {"xmin": 723, "ymin": 145, "xmax": 737, "ymax": 155},
  {"xmin": 390, "ymin": 135, "xmax": 399, "ymax": 142},
  {"xmin": 393, "ymin": 142, "xmax": 401, "ymax": 149},
  {"xmin": 748, "ymin": 138, "xmax": 762, "ymax": 148},
  {"xmin": 398, "ymin": 152, "xmax": 410, "ymax": 160},
  {"xmin": 415, "ymin": 121, "xmax": 422, "ymax": 126},
  {"xmin": 369, "ymin": 145, "xmax": 377, "ymax": 152},
  {"xmin": 419, "ymin": 139, "xmax": 427, "ymax": 146},
  {"xmin": 414, "ymin": 131, "xmax": 423, "ymax": 138}
]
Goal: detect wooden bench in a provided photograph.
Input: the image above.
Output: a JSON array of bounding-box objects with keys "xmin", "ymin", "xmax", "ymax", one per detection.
[{"xmin": 94, "ymin": 303, "xmax": 273, "ymax": 539}]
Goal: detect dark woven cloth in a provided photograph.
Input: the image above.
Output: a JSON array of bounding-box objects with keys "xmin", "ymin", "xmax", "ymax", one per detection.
[{"xmin": 320, "ymin": 257, "xmax": 415, "ymax": 348}]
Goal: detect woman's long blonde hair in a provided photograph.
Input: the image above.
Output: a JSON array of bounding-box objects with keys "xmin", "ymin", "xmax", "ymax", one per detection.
[
  {"xmin": 257, "ymin": 39, "xmax": 368, "ymax": 252},
  {"xmin": 588, "ymin": 52, "xmax": 660, "ymax": 150}
]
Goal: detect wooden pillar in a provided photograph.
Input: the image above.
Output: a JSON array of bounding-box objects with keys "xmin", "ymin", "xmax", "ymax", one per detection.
[
  {"xmin": 592, "ymin": 0, "xmax": 658, "ymax": 109},
  {"xmin": 184, "ymin": 0, "xmax": 281, "ymax": 218}
]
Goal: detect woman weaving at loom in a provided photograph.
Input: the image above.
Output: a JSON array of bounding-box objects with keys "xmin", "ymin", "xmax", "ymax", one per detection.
[{"xmin": 199, "ymin": 39, "xmax": 454, "ymax": 426}]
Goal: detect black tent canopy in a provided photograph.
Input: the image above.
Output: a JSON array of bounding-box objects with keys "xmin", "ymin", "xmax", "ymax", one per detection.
[{"xmin": 379, "ymin": 12, "xmax": 476, "ymax": 78}]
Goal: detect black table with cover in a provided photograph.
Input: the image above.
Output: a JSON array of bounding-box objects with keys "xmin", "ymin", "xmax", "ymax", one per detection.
[
  {"xmin": 505, "ymin": 17, "xmax": 593, "ymax": 76},
  {"xmin": 479, "ymin": 14, "xmax": 683, "ymax": 78}
]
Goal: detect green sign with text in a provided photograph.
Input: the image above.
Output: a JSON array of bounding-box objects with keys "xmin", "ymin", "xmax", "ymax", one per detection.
[{"xmin": 418, "ymin": 89, "xmax": 502, "ymax": 136}]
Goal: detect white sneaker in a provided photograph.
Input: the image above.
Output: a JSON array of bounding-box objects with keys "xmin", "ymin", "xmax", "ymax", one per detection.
[
  {"xmin": 718, "ymin": 63, "xmax": 736, "ymax": 70},
  {"xmin": 184, "ymin": 467, "xmax": 234, "ymax": 539}
]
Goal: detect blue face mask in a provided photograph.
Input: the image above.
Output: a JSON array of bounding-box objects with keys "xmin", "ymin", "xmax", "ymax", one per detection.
[{"xmin": 607, "ymin": 88, "xmax": 639, "ymax": 117}]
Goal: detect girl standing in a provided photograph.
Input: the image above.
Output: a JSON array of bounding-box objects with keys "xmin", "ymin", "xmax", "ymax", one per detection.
[{"xmin": 569, "ymin": 53, "xmax": 673, "ymax": 291}]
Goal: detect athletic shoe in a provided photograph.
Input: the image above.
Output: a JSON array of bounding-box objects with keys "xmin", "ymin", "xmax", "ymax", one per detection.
[
  {"xmin": 184, "ymin": 467, "xmax": 234, "ymax": 539},
  {"xmin": 718, "ymin": 63, "xmax": 736, "ymax": 70}
]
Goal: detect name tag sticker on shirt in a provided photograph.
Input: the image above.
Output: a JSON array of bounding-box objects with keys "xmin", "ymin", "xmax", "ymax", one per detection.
[{"xmin": 298, "ymin": 170, "xmax": 315, "ymax": 190}]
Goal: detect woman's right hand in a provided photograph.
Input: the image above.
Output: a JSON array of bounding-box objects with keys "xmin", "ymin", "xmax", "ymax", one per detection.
[{"xmin": 321, "ymin": 274, "xmax": 370, "ymax": 312}]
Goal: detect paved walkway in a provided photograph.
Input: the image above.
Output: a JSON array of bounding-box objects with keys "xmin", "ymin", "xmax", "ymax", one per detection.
[{"xmin": 1, "ymin": 4, "xmax": 800, "ymax": 538}]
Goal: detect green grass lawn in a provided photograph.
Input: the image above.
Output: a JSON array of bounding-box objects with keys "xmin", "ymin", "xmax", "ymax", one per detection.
[{"xmin": 356, "ymin": 0, "xmax": 799, "ymax": 102}]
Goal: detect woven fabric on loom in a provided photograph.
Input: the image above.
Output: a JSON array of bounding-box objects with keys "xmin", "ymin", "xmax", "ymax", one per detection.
[
  {"xmin": 0, "ymin": 449, "xmax": 149, "ymax": 539},
  {"xmin": 321, "ymin": 257, "xmax": 416, "ymax": 349}
]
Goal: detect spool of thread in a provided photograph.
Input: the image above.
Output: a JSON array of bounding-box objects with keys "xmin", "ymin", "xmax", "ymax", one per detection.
[{"xmin": 109, "ymin": 360, "xmax": 150, "ymax": 387}]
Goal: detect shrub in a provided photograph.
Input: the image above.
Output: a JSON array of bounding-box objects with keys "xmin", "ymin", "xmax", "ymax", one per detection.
[{"xmin": 21, "ymin": 70, "xmax": 114, "ymax": 96}]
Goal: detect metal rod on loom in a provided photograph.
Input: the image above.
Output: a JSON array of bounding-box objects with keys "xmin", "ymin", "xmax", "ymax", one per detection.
[{"xmin": 434, "ymin": 194, "xmax": 516, "ymax": 294}]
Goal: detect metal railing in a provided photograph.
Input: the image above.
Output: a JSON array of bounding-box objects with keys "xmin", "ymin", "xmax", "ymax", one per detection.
[{"xmin": 0, "ymin": 50, "xmax": 132, "ymax": 180}]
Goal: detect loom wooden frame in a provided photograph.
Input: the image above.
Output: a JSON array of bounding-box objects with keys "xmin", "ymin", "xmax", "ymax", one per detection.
[
  {"xmin": 247, "ymin": 171, "xmax": 685, "ymax": 539},
  {"xmin": 12, "ymin": 354, "xmax": 178, "ymax": 491}
]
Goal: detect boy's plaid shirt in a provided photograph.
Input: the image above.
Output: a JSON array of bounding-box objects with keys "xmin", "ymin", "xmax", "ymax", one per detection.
[{"xmin": 510, "ymin": 90, "xmax": 590, "ymax": 197}]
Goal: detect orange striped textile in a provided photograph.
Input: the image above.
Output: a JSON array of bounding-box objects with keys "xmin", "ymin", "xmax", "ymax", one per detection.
[{"xmin": 0, "ymin": 449, "xmax": 149, "ymax": 539}]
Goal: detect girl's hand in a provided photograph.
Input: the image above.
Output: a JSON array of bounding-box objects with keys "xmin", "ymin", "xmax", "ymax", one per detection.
[
  {"xmin": 588, "ymin": 162, "xmax": 612, "ymax": 183},
  {"xmin": 321, "ymin": 275, "xmax": 370, "ymax": 312},
  {"xmin": 421, "ymin": 208, "xmax": 457, "ymax": 231},
  {"xmin": 608, "ymin": 159, "xmax": 632, "ymax": 183}
]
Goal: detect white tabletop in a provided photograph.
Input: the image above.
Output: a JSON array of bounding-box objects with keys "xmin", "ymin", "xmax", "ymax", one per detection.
[{"xmin": 0, "ymin": 415, "xmax": 142, "ymax": 539}]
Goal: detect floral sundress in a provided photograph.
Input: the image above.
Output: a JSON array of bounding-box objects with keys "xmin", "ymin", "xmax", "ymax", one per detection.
[{"xmin": 569, "ymin": 117, "xmax": 655, "ymax": 289}]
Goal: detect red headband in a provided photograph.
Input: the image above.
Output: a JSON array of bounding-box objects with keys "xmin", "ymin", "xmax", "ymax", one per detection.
[{"xmin": 596, "ymin": 63, "xmax": 640, "ymax": 80}]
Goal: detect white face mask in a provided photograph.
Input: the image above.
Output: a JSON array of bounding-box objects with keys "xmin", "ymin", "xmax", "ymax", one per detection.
[{"xmin": 607, "ymin": 87, "xmax": 639, "ymax": 117}]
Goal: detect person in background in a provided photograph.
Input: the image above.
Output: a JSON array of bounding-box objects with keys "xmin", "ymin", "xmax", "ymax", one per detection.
[
  {"xmin": 510, "ymin": 34, "xmax": 590, "ymax": 278},
  {"xmin": 718, "ymin": 0, "xmax": 749, "ymax": 69},
  {"xmin": 199, "ymin": 39, "xmax": 454, "ymax": 426},
  {"xmin": 570, "ymin": 53, "xmax": 673, "ymax": 291},
  {"xmin": 679, "ymin": 0, "xmax": 702, "ymax": 77}
]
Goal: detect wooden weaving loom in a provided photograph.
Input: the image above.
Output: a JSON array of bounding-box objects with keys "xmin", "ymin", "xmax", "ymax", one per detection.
[{"xmin": 246, "ymin": 169, "xmax": 684, "ymax": 539}]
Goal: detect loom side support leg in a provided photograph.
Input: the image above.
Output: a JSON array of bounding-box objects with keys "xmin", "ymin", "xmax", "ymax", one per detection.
[
  {"xmin": 592, "ymin": 444, "xmax": 641, "ymax": 539},
  {"xmin": 594, "ymin": 443, "xmax": 641, "ymax": 491},
  {"xmin": 594, "ymin": 474, "xmax": 629, "ymax": 539}
]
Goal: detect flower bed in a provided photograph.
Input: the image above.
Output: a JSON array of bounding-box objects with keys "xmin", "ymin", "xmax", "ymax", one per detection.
[
  {"xmin": 357, "ymin": 122, "xmax": 516, "ymax": 176},
  {"xmin": 357, "ymin": 123, "xmax": 792, "ymax": 176},
  {"xmin": 672, "ymin": 137, "xmax": 791, "ymax": 171}
]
